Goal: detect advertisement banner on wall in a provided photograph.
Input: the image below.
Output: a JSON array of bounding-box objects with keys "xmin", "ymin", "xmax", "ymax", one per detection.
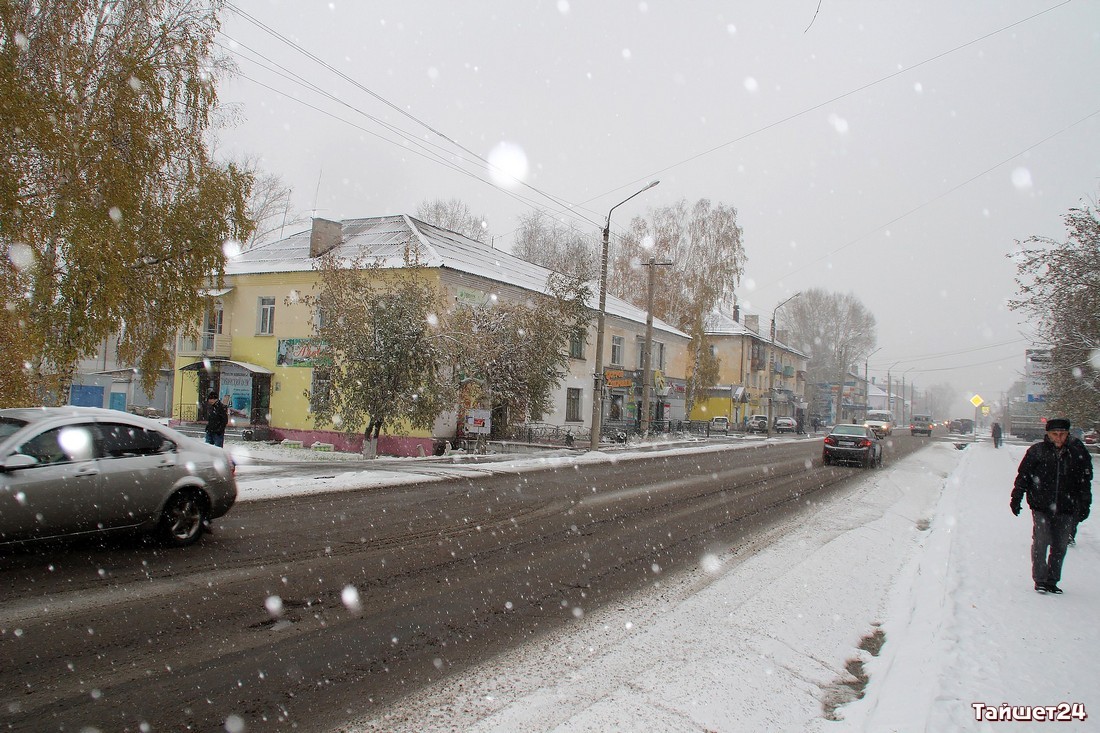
[
  {"xmin": 277, "ymin": 338, "xmax": 330, "ymax": 367},
  {"xmin": 219, "ymin": 366, "xmax": 252, "ymax": 422},
  {"xmin": 464, "ymin": 409, "xmax": 491, "ymax": 435}
]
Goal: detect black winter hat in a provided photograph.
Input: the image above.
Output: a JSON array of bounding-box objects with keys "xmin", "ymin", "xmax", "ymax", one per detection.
[
  {"xmin": 207, "ymin": 391, "xmax": 219, "ymax": 400},
  {"xmin": 1045, "ymin": 417, "xmax": 1071, "ymax": 431}
]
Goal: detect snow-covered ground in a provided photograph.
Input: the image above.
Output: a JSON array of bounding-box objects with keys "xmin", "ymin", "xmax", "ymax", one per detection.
[{"xmin": 231, "ymin": 436, "xmax": 1098, "ymax": 732}]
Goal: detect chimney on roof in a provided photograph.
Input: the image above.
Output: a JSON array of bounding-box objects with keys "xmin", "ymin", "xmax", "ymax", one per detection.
[
  {"xmin": 732, "ymin": 303, "xmax": 740, "ymax": 322},
  {"xmin": 310, "ymin": 217, "xmax": 342, "ymax": 258},
  {"xmin": 744, "ymin": 314, "xmax": 759, "ymax": 334}
]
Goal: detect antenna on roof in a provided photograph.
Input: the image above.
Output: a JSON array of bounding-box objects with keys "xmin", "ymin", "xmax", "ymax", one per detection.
[{"xmin": 311, "ymin": 169, "xmax": 323, "ymax": 218}]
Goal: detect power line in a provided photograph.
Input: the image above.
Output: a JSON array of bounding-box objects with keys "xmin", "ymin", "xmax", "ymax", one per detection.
[
  {"xmin": 870, "ymin": 337, "xmax": 1029, "ymax": 369},
  {"xmin": 222, "ymin": 3, "xmax": 602, "ymax": 232},
  {"xmin": 585, "ymin": 0, "xmax": 1074, "ymax": 206}
]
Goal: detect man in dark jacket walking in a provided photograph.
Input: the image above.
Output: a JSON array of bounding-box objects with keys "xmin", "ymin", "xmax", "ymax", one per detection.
[
  {"xmin": 1010, "ymin": 417, "xmax": 1092, "ymax": 594},
  {"xmin": 204, "ymin": 391, "xmax": 229, "ymax": 448}
]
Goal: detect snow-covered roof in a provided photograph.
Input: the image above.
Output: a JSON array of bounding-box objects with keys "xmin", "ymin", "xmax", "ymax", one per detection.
[
  {"xmin": 704, "ymin": 310, "xmax": 809, "ymax": 358},
  {"xmin": 228, "ymin": 215, "xmax": 688, "ymax": 339}
]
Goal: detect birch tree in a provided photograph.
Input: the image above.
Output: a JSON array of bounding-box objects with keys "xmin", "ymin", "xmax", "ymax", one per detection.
[
  {"xmin": 415, "ymin": 198, "xmax": 490, "ymax": 242},
  {"xmin": 779, "ymin": 289, "xmax": 877, "ymax": 420},
  {"xmin": 511, "ymin": 210, "xmax": 599, "ymax": 281},
  {"xmin": 301, "ymin": 253, "xmax": 452, "ymax": 458},
  {"xmin": 608, "ymin": 199, "xmax": 745, "ymax": 332},
  {"xmin": 0, "ymin": 0, "xmax": 253, "ymax": 406},
  {"xmin": 445, "ymin": 273, "xmax": 591, "ymax": 436},
  {"xmin": 1009, "ymin": 195, "xmax": 1100, "ymax": 425},
  {"xmin": 607, "ymin": 199, "xmax": 746, "ymax": 404}
]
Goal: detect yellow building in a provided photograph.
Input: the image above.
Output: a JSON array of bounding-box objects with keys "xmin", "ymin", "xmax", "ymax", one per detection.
[
  {"xmin": 172, "ymin": 215, "xmax": 690, "ymax": 454},
  {"xmin": 689, "ymin": 309, "xmax": 809, "ymax": 429}
]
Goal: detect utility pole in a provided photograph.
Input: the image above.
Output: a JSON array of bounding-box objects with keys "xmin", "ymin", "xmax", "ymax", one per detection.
[
  {"xmin": 640, "ymin": 257, "xmax": 672, "ymax": 437},
  {"xmin": 767, "ymin": 293, "xmax": 802, "ymax": 438}
]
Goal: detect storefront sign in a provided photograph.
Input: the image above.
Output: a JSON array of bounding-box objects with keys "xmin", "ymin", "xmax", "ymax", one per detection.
[
  {"xmin": 277, "ymin": 338, "xmax": 329, "ymax": 367},
  {"xmin": 604, "ymin": 369, "xmax": 634, "ymax": 388}
]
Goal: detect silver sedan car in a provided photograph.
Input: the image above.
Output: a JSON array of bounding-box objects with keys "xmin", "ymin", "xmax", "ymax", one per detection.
[{"xmin": 0, "ymin": 407, "xmax": 237, "ymax": 547}]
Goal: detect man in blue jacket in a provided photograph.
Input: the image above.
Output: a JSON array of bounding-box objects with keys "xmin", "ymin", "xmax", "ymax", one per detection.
[{"xmin": 1011, "ymin": 417, "xmax": 1093, "ymax": 594}]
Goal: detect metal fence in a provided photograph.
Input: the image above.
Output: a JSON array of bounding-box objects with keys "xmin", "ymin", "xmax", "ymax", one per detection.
[{"xmin": 515, "ymin": 419, "xmax": 722, "ymax": 447}]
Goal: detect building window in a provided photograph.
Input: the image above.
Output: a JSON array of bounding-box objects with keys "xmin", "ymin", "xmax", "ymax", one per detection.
[
  {"xmin": 636, "ymin": 337, "xmax": 645, "ymax": 369},
  {"xmin": 203, "ymin": 305, "xmax": 223, "ymax": 351},
  {"xmin": 310, "ymin": 368, "xmax": 331, "ymax": 414},
  {"xmin": 566, "ymin": 388, "xmax": 582, "ymax": 422},
  {"xmin": 569, "ymin": 329, "xmax": 584, "ymax": 359},
  {"xmin": 653, "ymin": 341, "xmax": 665, "ymax": 370},
  {"xmin": 257, "ymin": 296, "xmax": 276, "ymax": 335},
  {"xmin": 611, "ymin": 336, "xmax": 624, "ymax": 366}
]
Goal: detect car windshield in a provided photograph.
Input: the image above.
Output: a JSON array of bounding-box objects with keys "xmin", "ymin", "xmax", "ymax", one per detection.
[
  {"xmin": 832, "ymin": 425, "xmax": 867, "ymax": 436},
  {"xmin": 0, "ymin": 417, "xmax": 28, "ymax": 442}
]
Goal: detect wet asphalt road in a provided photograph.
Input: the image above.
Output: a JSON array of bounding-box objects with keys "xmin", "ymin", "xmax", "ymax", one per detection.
[{"xmin": 0, "ymin": 434, "xmax": 934, "ymax": 732}]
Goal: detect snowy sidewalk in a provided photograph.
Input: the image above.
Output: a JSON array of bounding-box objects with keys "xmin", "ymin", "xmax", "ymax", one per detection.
[{"xmin": 337, "ymin": 440, "xmax": 1099, "ymax": 733}]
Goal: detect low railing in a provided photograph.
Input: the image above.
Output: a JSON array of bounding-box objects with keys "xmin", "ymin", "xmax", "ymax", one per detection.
[
  {"xmin": 513, "ymin": 419, "xmax": 723, "ymax": 448},
  {"xmin": 517, "ymin": 423, "xmax": 587, "ymax": 447}
]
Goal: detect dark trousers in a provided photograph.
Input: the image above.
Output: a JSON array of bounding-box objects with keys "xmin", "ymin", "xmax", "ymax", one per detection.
[
  {"xmin": 205, "ymin": 432, "xmax": 225, "ymax": 448},
  {"xmin": 1031, "ymin": 511, "xmax": 1076, "ymax": 583}
]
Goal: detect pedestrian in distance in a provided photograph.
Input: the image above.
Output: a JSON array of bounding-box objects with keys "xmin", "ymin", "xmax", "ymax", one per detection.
[
  {"xmin": 991, "ymin": 421, "xmax": 1003, "ymax": 448},
  {"xmin": 1010, "ymin": 417, "xmax": 1092, "ymax": 594},
  {"xmin": 204, "ymin": 390, "xmax": 229, "ymax": 448}
]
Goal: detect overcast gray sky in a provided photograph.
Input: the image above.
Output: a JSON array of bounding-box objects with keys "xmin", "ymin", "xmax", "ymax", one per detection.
[{"xmin": 214, "ymin": 0, "xmax": 1100, "ymax": 417}]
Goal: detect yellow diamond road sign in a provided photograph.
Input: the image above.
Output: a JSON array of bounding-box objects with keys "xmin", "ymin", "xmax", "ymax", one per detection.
[{"xmin": 970, "ymin": 394, "xmax": 984, "ymax": 407}]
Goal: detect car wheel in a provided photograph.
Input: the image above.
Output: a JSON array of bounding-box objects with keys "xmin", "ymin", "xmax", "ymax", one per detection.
[{"xmin": 158, "ymin": 489, "xmax": 208, "ymax": 547}]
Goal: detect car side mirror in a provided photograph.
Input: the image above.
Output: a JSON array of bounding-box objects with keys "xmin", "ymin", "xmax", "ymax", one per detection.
[{"xmin": 2, "ymin": 453, "xmax": 39, "ymax": 471}]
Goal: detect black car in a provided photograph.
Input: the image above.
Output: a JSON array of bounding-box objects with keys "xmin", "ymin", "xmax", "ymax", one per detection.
[
  {"xmin": 822, "ymin": 424, "xmax": 883, "ymax": 468},
  {"xmin": 949, "ymin": 418, "xmax": 974, "ymax": 434}
]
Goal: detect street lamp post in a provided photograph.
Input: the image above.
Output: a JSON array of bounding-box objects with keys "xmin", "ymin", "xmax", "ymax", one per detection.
[
  {"xmin": 589, "ymin": 180, "xmax": 660, "ymax": 451},
  {"xmin": 767, "ymin": 292, "xmax": 801, "ymax": 439}
]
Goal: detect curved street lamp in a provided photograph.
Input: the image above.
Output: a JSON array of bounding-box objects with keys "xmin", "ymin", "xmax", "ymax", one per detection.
[
  {"xmin": 767, "ymin": 292, "xmax": 801, "ymax": 439},
  {"xmin": 590, "ymin": 180, "xmax": 660, "ymax": 451}
]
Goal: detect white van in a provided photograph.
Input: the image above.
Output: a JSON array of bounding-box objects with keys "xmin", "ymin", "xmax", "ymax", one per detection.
[{"xmin": 864, "ymin": 410, "xmax": 896, "ymax": 437}]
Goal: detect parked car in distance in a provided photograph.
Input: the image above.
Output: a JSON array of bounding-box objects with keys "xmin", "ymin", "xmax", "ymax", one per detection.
[
  {"xmin": 774, "ymin": 416, "xmax": 797, "ymax": 433},
  {"xmin": 710, "ymin": 416, "xmax": 730, "ymax": 434},
  {"xmin": 863, "ymin": 410, "xmax": 895, "ymax": 438},
  {"xmin": 747, "ymin": 414, "xmax": 769, "ymax": 433},
  {"xmin": 949, "ymin": 418, "xmax": 974, "ymax": 434},
  {"xmin": 0, "ymin": 407, "xmax": 237, "ymax": 547},
  {"xmin": 822, "ymin": 424, "xmax": 883, "ymax": 468},
  {"xmin": 1084, "ymin": 430, "xmax": 1098, "ymax": 445},
  {"xmin": 910, "ymin": 414, "xmax": 935, "ymax": 436}
]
